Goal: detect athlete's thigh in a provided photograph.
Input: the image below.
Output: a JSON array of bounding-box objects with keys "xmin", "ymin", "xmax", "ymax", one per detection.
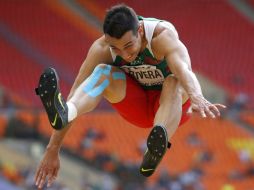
[
  {"xmin": 159, "ymin": 75, "xmax": 188, "ymax": 105},
  {"xmin": 110, "ymin": 74, "xmax": 152, "ymax": 128},
  {"xmin": 102, "ymin": 65, "xmax": 127, "ymax": 103},
  {"xmin": 154, "ymin": 75, "xmax": 190, "ymax": 126}
]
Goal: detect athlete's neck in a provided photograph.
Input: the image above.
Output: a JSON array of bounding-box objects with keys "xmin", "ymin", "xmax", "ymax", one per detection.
[{"xmin": 139, "ymin": 21, "xmax": 147, "ymax": 53}]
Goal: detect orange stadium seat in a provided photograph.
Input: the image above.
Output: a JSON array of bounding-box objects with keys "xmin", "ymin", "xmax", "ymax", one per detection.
[
  {"xmin": 241, "ymin": 111, "xmax": 254, "ymax": 127},
  {"xmin": 0, "ymin": 115, "xmax": 7, "ymax": 137},
  {"xmin": 15, "ymin": 110, "xmax": 35, "ymax": 127},
  {"xmin": 38, "ymin": 112, "xmax": 53, "ymax": 137},
  {"xmin": 74, "ymin": 113, "xmax": 254, "ymax": 189},
  {"xmin": 36, "ymin": 110, "xmax": 254, "ymax": 189},
  {"xmin": 1, "ymin": 0, "xmax": 254, "ymax": 189}
]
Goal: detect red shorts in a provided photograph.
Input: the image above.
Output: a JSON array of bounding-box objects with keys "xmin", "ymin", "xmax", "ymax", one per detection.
[{"xmin": 111, "ymin": 75, "xmax": 191, "ymax": 128}]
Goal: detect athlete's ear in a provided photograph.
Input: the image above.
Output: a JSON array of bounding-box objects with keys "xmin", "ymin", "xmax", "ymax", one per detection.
[{"xmin": 137, "ymin": 23, "xmax": 144, "ymax": 36}]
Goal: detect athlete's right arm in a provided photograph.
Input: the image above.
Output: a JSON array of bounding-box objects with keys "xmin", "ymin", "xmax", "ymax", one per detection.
[
  {"xmin": 35, "ymin": 37, "xmax": 112, "ymax": 189},
  {"xmin": 68, "ymin": 37, "xmax": 113, "ymax": 100}
]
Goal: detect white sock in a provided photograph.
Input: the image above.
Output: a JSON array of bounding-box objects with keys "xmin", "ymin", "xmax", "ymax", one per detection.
[{"xmin": 67, "ymin": 101, "xmax": 77, "ymax": 122}]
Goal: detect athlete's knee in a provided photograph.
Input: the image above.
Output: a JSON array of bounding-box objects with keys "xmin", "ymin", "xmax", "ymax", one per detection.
[
  {"xmin": 82, "ymin": 64, "xmax": 112, "ymax": 97},
  {"xmin": 93, "ymin": 63, "xmax": 112, "ymax": 80},
  {"xmin": 82, "ymin": 64, "xmax": 126, "ymax": 98},
  {"xmin": 93, "ymin": 63, "xmax": 126, "ymax": 81}
]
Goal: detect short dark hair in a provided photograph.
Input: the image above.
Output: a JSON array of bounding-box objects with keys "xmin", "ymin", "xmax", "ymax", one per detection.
[{"xmin": 103, "ymin": 4, "xmax": 139, "ymax": 39}]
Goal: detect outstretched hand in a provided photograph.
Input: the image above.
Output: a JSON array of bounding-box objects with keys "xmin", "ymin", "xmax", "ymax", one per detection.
[
  {"xmin": 189, "ymin": 95, "xmax": 226, "ymax": 118},
  {"xmin": 34, "ymin": 147, "xmax": 60, "ymax": 189}
]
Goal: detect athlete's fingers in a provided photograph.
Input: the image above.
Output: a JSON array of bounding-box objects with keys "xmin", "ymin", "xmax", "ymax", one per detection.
[
  {"xmin": 214, "ymin": 103, "xmax": 227, "ymax": 109},
  {"xmin": 54, "ymin": 165, "xmax": 60, "ymax": 178},
  {"xmin": 47, "ymin": 173, "xmax": 54, "ymax": 187},
  {"xmin": 35, "ymin": 168, "xmax": 44, "ymax": 186},
  {"xmin": 209, "ymin": 104, "xmax": 221, "ymax": 117},
  {"xmin": 210, "ymin": 103, "xmax": 227, "ymax": 117},
  {"xmin": 47, "ymin": 175, "xmax": 57, "ymax": 187},
  {"xmin": 35, "ymin": 166, "xmax": 41, "ymax": 185},
  {"xmin": 190, "ymin": 104, "xmax": 204, "ymax": 117},
  {"xmin": 38, "ymin": 171, "xmax": 47, "ymax": 189},
  {"xmin": 47, "ymin": 169, "xmax": 58, "ymax": 187},
  {"xmin": 190, "ymin": 104, "xmax": 200, "ymax": 112},
  {"xmin": 205, "ymin": 107, "xmax": 216, "ymax": 118},
  {"xmin": 200, "ymin": 109, "xmax": 206, "ymax": 118}
]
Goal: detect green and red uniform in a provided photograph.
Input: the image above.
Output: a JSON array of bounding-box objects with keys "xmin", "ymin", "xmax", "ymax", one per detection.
[{"xmin": 111, "ymin": 17, "xmax": 191, "ymax": 128}]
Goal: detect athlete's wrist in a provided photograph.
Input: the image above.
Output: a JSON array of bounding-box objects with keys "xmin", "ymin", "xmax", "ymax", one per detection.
[
  {"xmin": 46, "ymin": 144, "xmax": 61, "ymax": 152},
  {"xmin": 188, "ymin": 93, "xmax": 204, "ymax": 101}
]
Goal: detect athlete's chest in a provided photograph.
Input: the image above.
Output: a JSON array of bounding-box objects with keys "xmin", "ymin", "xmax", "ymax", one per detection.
[
  {"xmin": 120, "ymin": 54, "xmax": 164, "ymax": 79},
  {"xmin": 114, "ymin": 51, "xmax": 170, "ymax": 87}
]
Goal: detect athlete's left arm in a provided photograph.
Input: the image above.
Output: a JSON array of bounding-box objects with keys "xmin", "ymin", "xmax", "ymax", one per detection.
[{"xmin": 154, "ymin": 28, "xmax": 226, "ymax": 118}]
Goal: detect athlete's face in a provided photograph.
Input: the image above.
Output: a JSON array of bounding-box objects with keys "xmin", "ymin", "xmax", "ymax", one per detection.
[{"xmin": 105, "ymin": 26, "xmax": 143, "ymax": 62}]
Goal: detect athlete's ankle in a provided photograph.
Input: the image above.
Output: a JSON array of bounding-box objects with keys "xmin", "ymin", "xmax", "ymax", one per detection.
[
  {"xmin": 67, "ymin": 101, "xmax": 77, "ymax": 122},
  {"xmin": 153, "ymin": 124, "xmax": 166, "ymax": 128}
]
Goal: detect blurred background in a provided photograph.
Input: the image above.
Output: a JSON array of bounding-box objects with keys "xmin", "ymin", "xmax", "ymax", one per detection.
[{"xmin": 0, "ymin": 0, "xmax": 254, "ymax": 189}]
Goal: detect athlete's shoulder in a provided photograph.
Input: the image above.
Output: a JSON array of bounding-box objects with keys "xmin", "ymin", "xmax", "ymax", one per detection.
[
  {"xmin": 91, "ymin": 36, "xmax": 110, "ymax": 53},
  {"xmin": 88, "ymin": 36, "xmax": 112, "ymax": 63},
  {"xmin": 153, "ymin": 21, "xmax": 179, "ymax": 40},
  {"xmin": 150, "ymin": 20, "xmax": 180, "ymax": 59}
]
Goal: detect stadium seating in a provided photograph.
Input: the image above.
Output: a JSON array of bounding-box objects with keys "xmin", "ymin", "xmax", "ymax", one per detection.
[
  {"xmin": 247, "ymin": 0, "xmax": 254, "ymax": 7},
  {"xmin": 15, "ymin": 110, "xmax": 37, "ymax": 127},
  {"xmin": 83, "ymin": 0, "xmax": 254, "ymax": 105},
  {"xmin": 1, "ymin": 0, "xmax": 253, "ymax": 105},
  {"xmin": 0, "ymin": 0, "xmax": 95, "ymax": 104},
  {"xmin": 0, "ymin": 115, "xmax": 7, "ymax": 137},
  {"xmin": 33, "ymin": 111, "xmax": 254, "ymax": 189},
  {"xmin": 240, "ymin": 111, "xmax": 254, "ymax": 127},
  {"xmin": 0, "ymin": 0, "xmax": 94, "ymax": 73},
  {"xmin": 1, "ymin": 108, "xmax": 254, "ymax": 189},
  {"xmin": 0, "ymin": 37, "xmax": 43, "ymax": 106},
  {"xmin": 0, "ymin": 0, "xmax": 254, "ymax": 189}
]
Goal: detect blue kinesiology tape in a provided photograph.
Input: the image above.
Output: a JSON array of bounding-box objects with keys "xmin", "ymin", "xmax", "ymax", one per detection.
[
  {"xmin": 87, "ymin": 79, "xmax": 110, "ymax": 97},
  {"xmin": 83, "ymin": 65, "xmax": 112, "ymax": 97},
  {"xmin": 83, "ymin": 67, "xmax": 102, "ymax": 92},
  {"xmin": 102, "ymin": 65, "xmax": 111, "ymax": 76},
  {"xmin": 112, "ymin": 72, "xmax": 126, "ymax": 80}
]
